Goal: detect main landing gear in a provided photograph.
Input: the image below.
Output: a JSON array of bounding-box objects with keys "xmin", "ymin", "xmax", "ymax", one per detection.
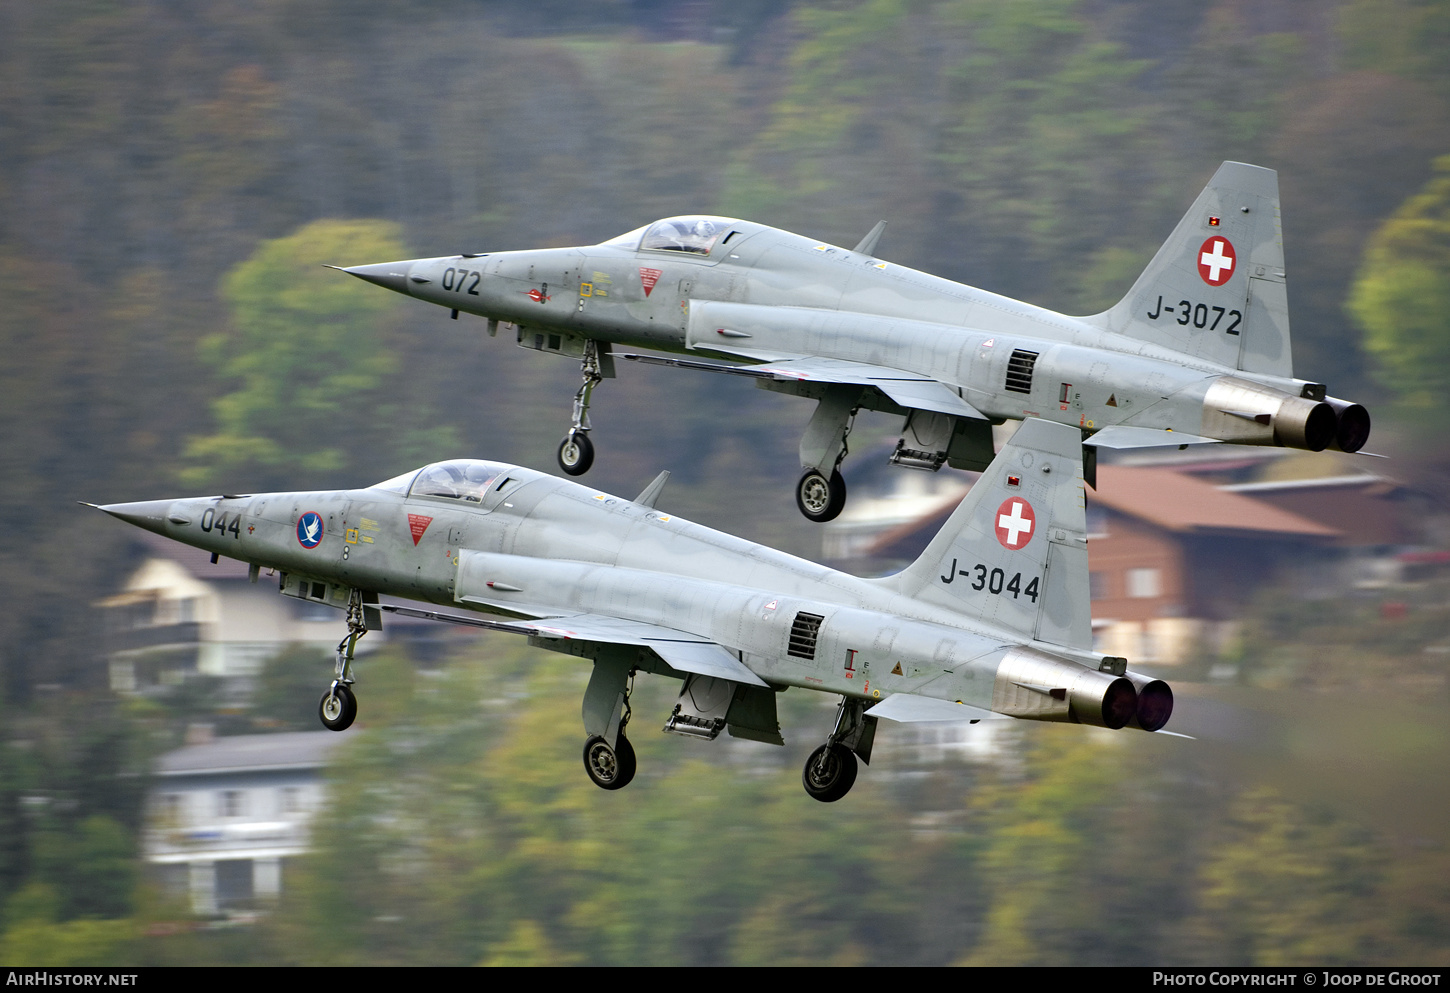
[
  {"xmin": 318, "ymin": 590, "xmax": 368, "ymax": 732},
  {"xmin": 580, "ymin": 655, "xmax": 638, "ymax": 790},
  {"xmin": 802, "ymin": 696, "xmax": 876, "ymax": 802},
  {"xmin": 556, "ymin": 340, "xmax": 604, "ymax": 476},
  {"xmin": 795, "ymin": 386, "xmax": 859, "ymax": 523}
]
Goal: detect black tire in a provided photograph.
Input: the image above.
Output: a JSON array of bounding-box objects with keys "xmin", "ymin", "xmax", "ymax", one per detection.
[
  {"xmin": 318, "ymin": 684, "xmax": 357, "ymax": 732},
  {"xmin": 557, "ymin": 433, "xmax": 595, "ymax": 476},
  {"xmin": 582, "ymin": 734, "xmax": 636, "ymax": 790},
  {"xmin": 795, "ymin": 468, "xmax": 847, "ymax": 523},
  {"xmin": 802, "ymin": 743, "xmax": 858, "ymax": 802}
]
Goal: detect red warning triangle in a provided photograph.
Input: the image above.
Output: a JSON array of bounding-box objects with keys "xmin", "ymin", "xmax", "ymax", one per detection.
[
  {"xmin": 407, "ymin": 514, "xmax": 433, "ymax": 546},
  {"xmin": 639, "ymin": 267, "xmax": 662, "ymax": 297}
]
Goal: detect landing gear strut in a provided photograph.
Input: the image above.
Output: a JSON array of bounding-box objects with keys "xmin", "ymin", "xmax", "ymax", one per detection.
[
  {"xmin": 318, "ymin": 590, "xmax": 368, "ymax": 732},
  {"xmin": 557, "ymin": 340, "xmax": 604, "ymax": 476},
  {"xmin": 802, "ymin": 696, "xmax": 875, "ymax": 802}
]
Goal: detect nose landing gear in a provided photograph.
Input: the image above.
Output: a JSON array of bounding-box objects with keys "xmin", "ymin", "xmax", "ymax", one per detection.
[
  {"xmin": 557, "ymin": 340, "xmax": 605, "ymax": 477},
  {"xmin": 318, "ymin": 590, "xmax": 368, "ymax": 732}
]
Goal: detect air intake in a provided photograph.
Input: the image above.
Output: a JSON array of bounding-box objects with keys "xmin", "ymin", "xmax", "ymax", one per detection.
[{"xmin": 1005, "ymin": 350, "xmax": 1038, "ymax": 394}]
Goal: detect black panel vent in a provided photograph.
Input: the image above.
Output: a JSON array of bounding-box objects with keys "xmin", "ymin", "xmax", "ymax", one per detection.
[
  {"xmin": 788, "ymin": 612, "xmax": 825, "ymax": 660},
  {"xmin": 1005, "ymin": 349, "xmax": 1038, "ymax": 394}
]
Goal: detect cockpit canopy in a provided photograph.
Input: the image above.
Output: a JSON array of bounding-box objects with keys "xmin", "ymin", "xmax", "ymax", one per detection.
[
  {"xmin": 600, "ymin": 215, "xmax": 739, "ymax": 255},
  {"xmin": 371, "ymin": 460, "xmax": 510, "ymax": 503}
]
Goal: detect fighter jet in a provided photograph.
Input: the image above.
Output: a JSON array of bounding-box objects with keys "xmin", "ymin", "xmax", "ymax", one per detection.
[
  {"xmin": 338, "ymin": 161, "xmax": 1370, "ymax": 522},
  {"xmin": 93, "ymin": 418, "xmax": 1174, "ymax": 802}
]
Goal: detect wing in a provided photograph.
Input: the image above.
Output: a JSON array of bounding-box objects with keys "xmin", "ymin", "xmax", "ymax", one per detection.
[
  {"xmin": 378, "ymin": 603, "xmax": 769, "ymax": 687},
  {"xmin": 1086, "ymin": 425, "xmax": 1220, "ymax": 449},
  {"xmin": 621, "ymin": 352, "xmax": 984, "ymax": 419}
]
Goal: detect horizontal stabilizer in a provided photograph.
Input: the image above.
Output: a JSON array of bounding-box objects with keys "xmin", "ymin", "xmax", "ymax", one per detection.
[
  {"xmin": 1087, "ymin": 425, "xmax": 1220, "ymax": 449},
  {"xmin": 866, "ymin": 692, "xmax": 1004, "ymax": 723}
]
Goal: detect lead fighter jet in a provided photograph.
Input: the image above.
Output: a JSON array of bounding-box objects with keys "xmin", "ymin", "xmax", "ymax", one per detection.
[
  {"xmin": 339, "ymin": 161, "xmax": 1370, "ymax": 522},
  {"xmin": 94, "ymin": 419, "xmax": 1174, "ymax": 802}
]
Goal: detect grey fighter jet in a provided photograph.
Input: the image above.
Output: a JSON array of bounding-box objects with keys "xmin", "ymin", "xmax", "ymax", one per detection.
[
  {"xmin": 339, "ymin": 161, "xmax": 1370, "ymax": 522},
  {"xmin": 94, "ymin": 419, "xmax": 1173, "ymax": 802}
]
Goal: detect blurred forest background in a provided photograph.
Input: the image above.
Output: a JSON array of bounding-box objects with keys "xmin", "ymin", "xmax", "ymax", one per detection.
[{"xmin": 3, "ymin": 0, "xmax": 1450, "ymax": 966}]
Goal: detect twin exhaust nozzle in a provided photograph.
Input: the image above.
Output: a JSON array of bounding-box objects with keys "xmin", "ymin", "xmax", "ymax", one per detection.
[{"xmin": 996, "ymin": 648, "xmax": 1173, "ymax": 733}]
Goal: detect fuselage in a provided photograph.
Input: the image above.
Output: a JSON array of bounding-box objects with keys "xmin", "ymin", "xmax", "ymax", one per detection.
[
  {"xmin": 366, "ymin": 216, "xmax": 1340, "ymax": 451},
  {"xmin": 103, "ymin": 462, "xmax": 1113, "ymax": 722}
]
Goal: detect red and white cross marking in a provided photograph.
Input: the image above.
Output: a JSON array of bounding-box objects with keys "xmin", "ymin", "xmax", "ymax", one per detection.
[
  {"xmin": 994, "ymin": 497, "xmax": 1036, "ymax": 550},
  {"xmin": 1197, "ymin": 236, "xmax": 1236, "ymax": 286}
]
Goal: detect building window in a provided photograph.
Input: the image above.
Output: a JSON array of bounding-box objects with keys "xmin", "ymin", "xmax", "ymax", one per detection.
[
  {"xmin": 279, "ymin": 787, "xmax": 302, "ymax": 815},
  {"xmin": 1126, "ymin": 568, "xmax": 1161, "ymax": 599},
  {"xmin": 157, "ymin": 793, "xmax": 185, "ymax": 827},
  {"xmin": 1089, "ymin": 572, "xmax": 1107, "ymax": 600},
  {"xmin": 219, "ymin": 790, "xmax": 247, "ymax": 818}
]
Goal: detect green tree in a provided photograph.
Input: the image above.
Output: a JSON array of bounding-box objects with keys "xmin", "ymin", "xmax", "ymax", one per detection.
[
  {"xmin": 184, "ymin": 218, "xmax": 454, "ymax": 490},
  {"xmin": 1192, "ymin": 788, "xmax": 1387, "ymax": 965},
  {"xmin": 1348, "ymin": 155, "xmax": 1450, "ymax": 437}
]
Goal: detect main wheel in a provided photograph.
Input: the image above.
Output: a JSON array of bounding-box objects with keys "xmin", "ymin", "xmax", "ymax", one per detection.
[
  {"xmin": 795, "ymin": 468, "xmax": 847, "ymax": 523},
  {"xmin": 802, "ymin": 743, "xmax": 858, "ymax": 802},
  {"xmin": 557, "ymin": 432, "xmax": 595, "ymax": 476},
  {"xmin": 582, "ymin": 734, "xmax": 636, "ymax": 790},
  {"xmin": 318, "ymin": 684, "xmax": 357, "ymax": 732}
]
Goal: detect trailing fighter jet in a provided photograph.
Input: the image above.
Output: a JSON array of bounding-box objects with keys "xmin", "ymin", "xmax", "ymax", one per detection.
[
  {"xmin": 93, "ymin": 419, "xmax": 1174, "ymax": 802},
  {"xmin": 338, "ymin": 161, "xmax": 1370, "ymax": 522}
]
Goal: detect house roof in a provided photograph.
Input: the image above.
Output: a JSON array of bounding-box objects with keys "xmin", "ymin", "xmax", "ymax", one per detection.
[
  {"xmin": 156, "ymin": 731, "xmax": 347, "ymax": 776},
  {"xmin": 865, "ymin": 463, "xmax": 1340, "ymax": 560},
  {"xmin": 1091, "ymin": 466, "xmax": 1340, "ymax": 537}
]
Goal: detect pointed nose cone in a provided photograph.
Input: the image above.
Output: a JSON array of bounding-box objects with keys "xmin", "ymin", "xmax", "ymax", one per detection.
[
  {"xmin": 334, "ymin": 260, "xmax": 415, "ymax": 295},
  {"xmin": 95, "ymin": 499, "xmax": 181, "ymax": 537}
]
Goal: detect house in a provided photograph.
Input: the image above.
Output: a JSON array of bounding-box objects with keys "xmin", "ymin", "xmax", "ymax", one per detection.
[
  {"xmin": 146, "ymin": 729, "xmax": 347, "ymax": 916},
  {"xmin": 852, "ymin": 463, "xmax": 1349, "ymax": 665},
  {"xmin": 97, "ymin": 534, "xmax": 378, "ymax": 698},
  {"xmin": 1084, "ymin": 465, "xmax": 1340, "ymax": 662}
]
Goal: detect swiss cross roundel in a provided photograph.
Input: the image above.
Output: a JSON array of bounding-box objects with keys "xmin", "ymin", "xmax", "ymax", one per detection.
[
  {"xmin": 994, "ymin": 498, "xmax": 1036, "ymax": 550},
  {"xmin": 1197, "ymin": 236, "xmax": 1237, "ymax": 286}
]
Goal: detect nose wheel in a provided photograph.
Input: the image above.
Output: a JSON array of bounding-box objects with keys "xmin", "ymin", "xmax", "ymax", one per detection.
[
  {"xmin": 319, "ymin": 683, "xmax": 357, "ymax": 731},
  {"xmin": 557, "ymin": 431, "xmax": 595, "ymax": 476}
]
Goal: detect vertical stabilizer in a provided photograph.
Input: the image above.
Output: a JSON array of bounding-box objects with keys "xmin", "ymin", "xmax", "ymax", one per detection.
[
  {"xmin": 1092, "ymin": 161, "xmax": 1293, "ymax": 378},
  {"xmin": 883, "ymin": 418, "xmax": 1091, "ymax": 650}
]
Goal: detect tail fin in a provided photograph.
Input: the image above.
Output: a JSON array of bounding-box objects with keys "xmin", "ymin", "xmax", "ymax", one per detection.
[
  {"xmin": 1091, "ymin": 161, "xmax": 1293, "ymax": 378},
  {"xmin": 881, "ymin": 418, "xmax": 1091, "ymax": 651}
]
